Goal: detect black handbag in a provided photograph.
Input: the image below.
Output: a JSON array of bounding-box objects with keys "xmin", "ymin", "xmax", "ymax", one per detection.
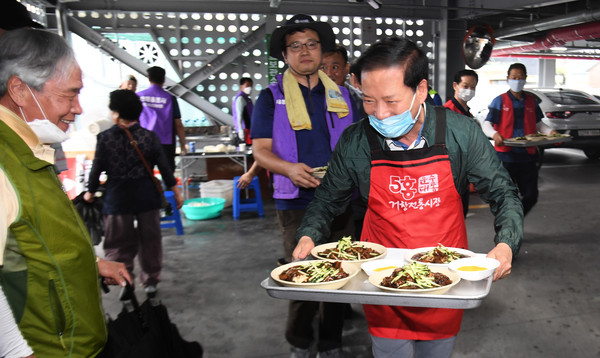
[
  {"xmin": 99, "ymin": 283, "xmax": 203, "ymax": 358},
  {"xmin": 120, "ymin": 125, "xmax": 172, "ymax": 214},
  {"xmin": 72, "ymin": 190, "xmax": 104, "ymax": 245}
]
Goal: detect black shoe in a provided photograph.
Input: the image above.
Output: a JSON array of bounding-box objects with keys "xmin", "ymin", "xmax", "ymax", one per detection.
[
  {"xmin": 144, "ymin": 285, "xmax": 157, "ymax": 298},
  {"xmin": 164, "ymin": 204, "xmax": 173, "ymax": 217}
]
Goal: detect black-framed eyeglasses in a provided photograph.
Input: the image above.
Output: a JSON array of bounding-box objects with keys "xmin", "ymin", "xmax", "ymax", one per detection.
[{"xmin": 286, "ymin": 41, "xmax": 321, "ymax": 52}]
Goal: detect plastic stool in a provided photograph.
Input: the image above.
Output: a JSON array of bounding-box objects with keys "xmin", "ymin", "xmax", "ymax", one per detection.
[
  {"xmin": 160, "ymin": 191, "xmax": 184, "ymax": 235},
  {"xmin": 233, "ymin": 176, "xmax": 265, "ymax": 220}
]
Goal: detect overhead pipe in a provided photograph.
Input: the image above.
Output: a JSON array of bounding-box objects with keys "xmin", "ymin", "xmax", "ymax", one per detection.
[
  {"xmin": 494, "ymin": 7, "xmax": 600, "ymax": 39},
  {"xmin": 494, "ymin": 53, "xmax": 600, "ymax": 60},
  {"xmin": 492, "ymin": 21, "xmax": 600, "ymax": 57}
]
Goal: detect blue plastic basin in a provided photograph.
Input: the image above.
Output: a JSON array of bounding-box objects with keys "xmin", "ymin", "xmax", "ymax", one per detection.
[{"xmin": 181, "ymin": 197, "xmax": 226, "ymax": 220}]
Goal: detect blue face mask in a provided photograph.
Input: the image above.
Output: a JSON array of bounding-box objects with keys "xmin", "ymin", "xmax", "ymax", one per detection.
[
  {"xmin": 368, "ymin": 92, "xmax": 422, "ymax": 139},
  {"xmin": 508, "ymin": 79, "xmax": 526, "ymax": 93}
]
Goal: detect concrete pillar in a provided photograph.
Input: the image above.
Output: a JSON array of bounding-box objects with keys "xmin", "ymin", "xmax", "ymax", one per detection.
[
  {"xmin": 55, "ymin": 2, "xmax": 70, "ymax": 42},
  {"xmin": 538, "ymin": 59, "xmax": 556, "ymax": 88},
  {"xmin": 434, "ymin": 17, "xmax": 445, "ymax": 102},
  {"xmin": 443, "ymin": 18, "xmax": 468, "ymax": 104}
]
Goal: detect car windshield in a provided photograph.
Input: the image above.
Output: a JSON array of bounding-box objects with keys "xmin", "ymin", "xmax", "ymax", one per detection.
[{"xmin": 542, "ymin": 90, "xmax": 600, "ymax": 105}]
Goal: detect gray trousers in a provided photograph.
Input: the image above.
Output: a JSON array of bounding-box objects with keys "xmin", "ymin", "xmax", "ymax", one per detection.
[
  {"xmin": 371, "ymin": 335, "xmax": 457, "ymax": 358},
  {"xmin": 103, "ymin": 210, "xmax": 162, "ymax": 286}
]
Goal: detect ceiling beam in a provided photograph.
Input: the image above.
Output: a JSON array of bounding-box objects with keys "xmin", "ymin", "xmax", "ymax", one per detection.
[
  {"xmin": 66, "ymin": 16, "xmax": 234, "ymax": 126},
  {"xmin": 168, "ymin": 23, "xmax": 267, "ymax": 100}
]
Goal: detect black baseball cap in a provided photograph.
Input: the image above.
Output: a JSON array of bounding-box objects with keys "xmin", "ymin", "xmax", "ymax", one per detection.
[
  {"xmin": 0, "ymin": 0, "xmax": 45, "ymax": 31},
  {"xmin": 269, "ymin": 14, "xmax": 335, "ymax": 60}
]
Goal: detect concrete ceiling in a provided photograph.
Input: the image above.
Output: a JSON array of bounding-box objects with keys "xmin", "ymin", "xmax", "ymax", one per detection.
[
  {"xmin": 43, "ymin": 0, "xmax": 600, "ymax": 58},
  {"xmin": 32, "ymin": 0, "xmax": 599, "ymax": 124}
]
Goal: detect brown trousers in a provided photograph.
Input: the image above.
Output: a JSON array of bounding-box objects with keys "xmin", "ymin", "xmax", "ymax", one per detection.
[{"xmin": 103, "ymin": 210, "xmax": 162, "ymax": 287}]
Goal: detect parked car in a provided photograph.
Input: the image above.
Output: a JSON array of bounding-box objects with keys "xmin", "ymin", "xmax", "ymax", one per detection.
[{"xmin": 477, "ymin": 88, "xmax": 600, "ymax": 160}]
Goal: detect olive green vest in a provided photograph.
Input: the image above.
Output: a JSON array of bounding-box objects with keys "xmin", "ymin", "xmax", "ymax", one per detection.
[{"xmin": 0, "ymin": 120, "xmax": 106, "ymax": 357}]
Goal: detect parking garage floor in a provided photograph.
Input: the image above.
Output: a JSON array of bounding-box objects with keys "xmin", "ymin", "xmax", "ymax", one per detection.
[{"xmin": 98, "ymin": 149, "xmax": 600, "ymax": 358}]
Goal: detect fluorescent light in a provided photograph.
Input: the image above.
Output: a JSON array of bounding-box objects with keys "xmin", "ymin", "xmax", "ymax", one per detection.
[{"xmin": 366, "ymin": 0, "xmax": 382, "ymax": 9}]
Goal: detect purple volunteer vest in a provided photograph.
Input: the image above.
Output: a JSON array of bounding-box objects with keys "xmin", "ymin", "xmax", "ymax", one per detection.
[
  {"xmin": 269, "ymin": 74, "xmax": 354, "ymax": 199},
  {"xmin": 137, "ymin": 84, "xmax": 174, "ymax": 145},
  {"xmin": 232, "ymin": 91, "xmax": 254, "ymax": 133}
]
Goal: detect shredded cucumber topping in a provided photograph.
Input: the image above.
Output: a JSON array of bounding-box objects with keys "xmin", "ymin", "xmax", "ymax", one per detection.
[{"xmin": 390, "ymin": 262, "xmax": 441, "ymax": 289}]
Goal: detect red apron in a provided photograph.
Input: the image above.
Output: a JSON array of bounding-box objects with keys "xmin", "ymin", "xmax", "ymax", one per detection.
[{"xmin": 361, "ymin": 108, "xmax": 468, "ymax": 340}]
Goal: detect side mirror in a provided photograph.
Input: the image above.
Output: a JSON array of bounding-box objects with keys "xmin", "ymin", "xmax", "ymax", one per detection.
[{"xmin": 462, "ymin": 24, "xmax": 495, "ymax": 69}]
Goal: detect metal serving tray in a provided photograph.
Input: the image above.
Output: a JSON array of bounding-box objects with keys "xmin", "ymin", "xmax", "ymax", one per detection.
[
  {"xmin": 261, "ymin": 249, "xmax": 493, "ymax": 309},
  {"xmin": 503, "ymin": 135, "xmax": 572, "ymax": 147}
]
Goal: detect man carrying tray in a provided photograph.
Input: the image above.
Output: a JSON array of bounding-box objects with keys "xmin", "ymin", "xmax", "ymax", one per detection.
[
  {"xmin": 292, "ymin": 37, "xmax": 523, "ymax": 358},
  {"xmin": 481, "ymin": 62, "xmax": 556, "ymax": 216}
]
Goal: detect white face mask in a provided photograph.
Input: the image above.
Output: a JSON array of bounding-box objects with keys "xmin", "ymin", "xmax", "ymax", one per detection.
[
  {"xmin": 26, "ymin": 118, "xmax": 70, "ymax": 144},
  {"xmin": 19, "ymin": 85, "xmax": 70, "ymax": 144},
  {"xmin": 457, "ymin": 88, "xmax": 475, "ymax": 102},
  {"xmin": 242, "ymin": 87, "xmax": 252, "ymax": 95}
]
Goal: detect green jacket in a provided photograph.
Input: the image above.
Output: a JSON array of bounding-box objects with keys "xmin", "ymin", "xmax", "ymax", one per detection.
[
  {"xmin": 297, "ymin": 103, "xmax": 524, "ymax": 254},
  {"xmin": 0, "ymin": 120, "xmax": 106, "ymax": 357}
]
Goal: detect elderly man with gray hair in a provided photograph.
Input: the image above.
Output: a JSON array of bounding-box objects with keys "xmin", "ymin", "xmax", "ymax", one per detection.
[{"xmin": 0, "ymin": 28, "xmax": 131, "ymax": 357}]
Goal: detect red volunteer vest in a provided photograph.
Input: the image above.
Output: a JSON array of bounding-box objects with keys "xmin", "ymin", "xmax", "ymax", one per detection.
[
  {"xmin": 443, "ymin": 98, "xmax": 472, "ymax": 118},
  {"xmin": 361, "ymin": 108, "xmax": 468, "ymax": 340},
  {"xmin": 244, "ymin": 128, "xmax": 252, "ymax": 145},
  {"xmin": 494, "ymin": 92, "xmax": 537, "ymax": 154}
]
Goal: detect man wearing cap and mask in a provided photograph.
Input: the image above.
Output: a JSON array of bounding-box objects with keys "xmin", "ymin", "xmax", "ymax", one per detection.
[
  {"xmin": 292, "ymin": 37, "xmax": 523, "ymax": 358},
  {"xmin": 251, "ymin": 14, "xmax": 358, "ymax": 358},
  {"xmin": 482, "ymin": 63, "xmax": 556, "ymax": 216},
  {"xmin": 233, "ymin": 77, "xmax": 254, "ymax": 145},
  {"xmin": 0, "ymin": 28, "xmax": 131, "ymax": 357}
]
